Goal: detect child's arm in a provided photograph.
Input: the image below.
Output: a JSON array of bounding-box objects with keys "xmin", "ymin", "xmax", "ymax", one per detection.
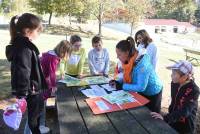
[
  {"xmin": 49, "ymin": 59, "xmax": 59, "ymax": 88},
  {"xmin": 77, "ymin": 49, "xmax": 86, "ymax": 76},
  {"xmin": 59, "ymin": 59, "xmax": 66, "ymax": 77},
  {"xmin": 148, "ymin": 44, "xmax": 157, "ymax": 70},
  {"xmin": 164, "ymin": 89, "xmax": 199, "ymax": 124},
  {"xmin": 88, "ymin": 50, "xmax": 98, "ymax": 75},
  {"xmin": 14, "ymin": 48, "xmax": 32, "ymax": 98},
  {"xmin": 104, "ymin": 49, "xmax": 110, "ymax": 75},
  {"xmin": 123, "ymin": 66, "xmax": 150, "ymax": 92}
]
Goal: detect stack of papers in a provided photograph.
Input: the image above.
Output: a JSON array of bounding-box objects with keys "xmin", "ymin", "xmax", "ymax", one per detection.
[{"xmin": 102, "ymin": 90, "xmax": 136, "ymax": 105}]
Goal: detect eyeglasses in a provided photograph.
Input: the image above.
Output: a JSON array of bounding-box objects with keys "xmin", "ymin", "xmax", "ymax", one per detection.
[{"xmin": 73, "ymin": 44, "xmax": 81, "ymax": 48}]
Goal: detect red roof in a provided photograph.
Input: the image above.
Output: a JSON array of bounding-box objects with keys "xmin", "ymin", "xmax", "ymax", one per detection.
[{"xmin": 144, "ymin": 19, "xmax": 194, "ymax": 28}]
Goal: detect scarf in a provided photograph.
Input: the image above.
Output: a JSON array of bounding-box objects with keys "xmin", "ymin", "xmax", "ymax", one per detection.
[{"xmin": 122, "ymin": 52, "xmax": 138, "ymax": 83}]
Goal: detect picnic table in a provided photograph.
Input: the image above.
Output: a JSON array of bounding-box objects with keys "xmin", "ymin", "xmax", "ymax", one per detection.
[
  {"xmin": 183, "ymin": 48, "xmax": 200, "ymax": 64},
  {"xmin": 56, "ymin": 83, "xmax": 178, "ymax": 134}
]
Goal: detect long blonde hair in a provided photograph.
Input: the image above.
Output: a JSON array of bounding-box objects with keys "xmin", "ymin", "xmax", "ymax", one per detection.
[{"xmin": 54, "ymin": 40, "xmax": 72, "ymax": 59}]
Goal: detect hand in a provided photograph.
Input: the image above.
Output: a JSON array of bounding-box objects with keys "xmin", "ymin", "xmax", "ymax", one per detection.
[
  {"xmin": 109, "ymin": 80, "xmax": 116, "ymax": 88},
  {"xmin": 151, "ymin": 112, "xmax": 164, "ymax": 120},
  {"xmin": 61, "ymin": 74, "xmax": 65, "ymax": 79},
  {"xmin": 51, "ymin": 87, "xmax": 57, "ymax": 97},
  {"xmin": 78, "ymin": 75, "xmax": 84, "ymax": 79},
  {"xmin": 104, "ymin": 74, "xmax": 109, "ymax": 77},
  {"xmin": 52, "ymin": 87, "xmax": 57, "ymax": 93}
]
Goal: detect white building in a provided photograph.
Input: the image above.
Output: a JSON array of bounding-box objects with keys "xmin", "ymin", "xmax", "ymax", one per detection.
[{"xmin": 141, "ymin": 19, "xmax": 196, "ymax": 34}]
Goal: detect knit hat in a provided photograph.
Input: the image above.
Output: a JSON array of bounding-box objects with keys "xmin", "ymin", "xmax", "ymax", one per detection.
[{"xmin": 167, "ymin": 60, "xmax": 193, "ymax": 75}]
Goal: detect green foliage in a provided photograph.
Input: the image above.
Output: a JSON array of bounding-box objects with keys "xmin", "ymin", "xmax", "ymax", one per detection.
[
  {"xmin": 152, "ymin": 0, "xmax": 197, "ymax": 22},
  {"xmin": 0, "ymin": 0, "xmax": 10, "ymax": 13},
  {"xmin": 29, "ymin": 0, "xmax": 54, "ymax": 14}
]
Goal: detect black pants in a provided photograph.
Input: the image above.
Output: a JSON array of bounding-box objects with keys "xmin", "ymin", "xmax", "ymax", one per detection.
[
  {"xmin": 26, "ymin": 94, "xmax": 44, "ymax": 134},
  {"xmin": 140, "ymin": 90, "xmax": 162, "ymax": 113}
]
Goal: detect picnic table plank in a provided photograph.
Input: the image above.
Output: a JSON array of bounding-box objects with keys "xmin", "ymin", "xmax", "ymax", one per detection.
[
  {"xmin": 128, "ymin": 107, "xmax": 178, "ymax": 134},
  {"xmin": 107, "ymin": 110, "xmax": 148, "ymax": 134},
  {"xmin": 72, "ymin": 86, "xmax": 118, "ymax": 134},
  {"xmin": 56, "ymin": 84, "xmax": 88, "ymax": 134}
]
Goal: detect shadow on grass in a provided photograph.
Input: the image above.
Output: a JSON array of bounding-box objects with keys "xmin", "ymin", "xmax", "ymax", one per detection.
[
  {"xmin": 43, "ymin": 24, "xmax": 116, "ymax": 40},
  {"xmin": 0, "ymin": 59, "xmax": 12, "ymax": 101}
]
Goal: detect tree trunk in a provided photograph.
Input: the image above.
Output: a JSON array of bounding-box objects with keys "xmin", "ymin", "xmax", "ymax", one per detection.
[
  {"xmin": 98, "ymin": 17, "xmax": 102, "ymax": 36},
  {"xmin": 98, "ymin": 1, "xmax": 103, "ymax": 36},
  {"xmin": 48, "ymin": 12, "xmax": 52, "ymax": 25},
  {"xmin": 130, "ymin": 22, "xmax": 134, "ymax": 36},
  {"xmin": 69, "ymin": 13, "xmax": 72, "ymax": 25}
]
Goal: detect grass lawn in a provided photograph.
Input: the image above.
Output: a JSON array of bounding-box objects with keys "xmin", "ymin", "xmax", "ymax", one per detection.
[{"xmin": 0, "ymin": 29, "xmax": 200, "ymax": 106}]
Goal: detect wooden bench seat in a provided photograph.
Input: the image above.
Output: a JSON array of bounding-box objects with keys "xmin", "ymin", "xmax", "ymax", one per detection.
[{"xmin": 183, "ymin": 48, "xmax": 200, "ymax": 64}]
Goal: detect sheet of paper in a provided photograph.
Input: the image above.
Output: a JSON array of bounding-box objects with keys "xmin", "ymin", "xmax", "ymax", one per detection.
[
  {"xmin": 102, "ymin": 90, "xmax": 136, "ymax": 105},
  {"xmin": 81, "ymin": 88, "xmax": 107, "ymax": 98},
  {"xmin": 58, "ymin": 79, "xmax": 67, "ymax": 83},
  {"xmin": 101, "ymin": 84, "xmax": 116, "ymax": 91},
  {"xmin": 83, "ymin": 76, "xmax": 109, "ymax": 85},
  {"xmin": 81, "ymin": 89, "xmax": 95, "ymax": 98},
  {"xmin": 90, "ymin": 85, "xmax": 103, "ymax": 90},
  {"xmin": 95, "ymin": 100, "xmax": 110, "ymax": 111}
]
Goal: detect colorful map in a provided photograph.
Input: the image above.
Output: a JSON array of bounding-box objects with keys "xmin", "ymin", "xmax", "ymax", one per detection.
[{"xmin": 58, "ymin": 75, "xmax": 110, "ymax": 87}]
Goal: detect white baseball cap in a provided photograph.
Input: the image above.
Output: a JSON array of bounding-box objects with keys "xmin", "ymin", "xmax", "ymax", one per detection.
[{"xmin": 167, "ymin": 60, "xmax": 193, "ymax": 75}]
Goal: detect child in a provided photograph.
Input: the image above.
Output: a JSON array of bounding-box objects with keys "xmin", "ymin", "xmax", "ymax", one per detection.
[
  {"xmin": 41, "ymin": 40, "xmax": 72, "ymax": 98},
  {"xmin": 135, "ymin": 29, "xmax": 158, "ymax": 70},
  {"xmin": 88, "ymin": 35, "xmax": 110, "ymax": 76},
  {"xmin": 113, "ymin": 37, "xmax": 136, "ymax": 81},
  {"xmin": 24, "ymin": 40, "xmax": 72, "ymax": 134},
  {"xmin": 151, "ymin": 60, "xmax": 199, "ymax": 134},
  {"xmin": 5, "ymin": 13, "xmax": 48, "ymax": 134},
  {"xmin": 60, "ymin": 35, "xmax": 86, "ymax": 78},
  {"xmin": 110, "ymin": 36, "xmax": 163, "ymax": 113}
]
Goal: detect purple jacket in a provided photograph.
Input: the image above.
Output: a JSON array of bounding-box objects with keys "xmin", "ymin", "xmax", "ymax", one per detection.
[{"xmin": 40, "ymin": 50, "xmax": 60, "ymax": 90}]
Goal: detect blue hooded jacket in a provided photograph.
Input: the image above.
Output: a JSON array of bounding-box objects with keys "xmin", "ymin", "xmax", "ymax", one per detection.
[{"xmin": 122, "ymin": 54, "xmax": 163, "ymax": 96}]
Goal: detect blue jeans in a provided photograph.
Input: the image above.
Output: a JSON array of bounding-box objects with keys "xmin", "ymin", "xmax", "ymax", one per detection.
[{"xmin": 24, "ymin": 101, "xmax": 46, "ymax": 134}]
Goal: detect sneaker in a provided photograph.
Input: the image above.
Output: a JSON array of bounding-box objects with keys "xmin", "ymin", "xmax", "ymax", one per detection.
[{"xmin": 39, "ymin": 125, "xmax": 50, "ymax": 134}]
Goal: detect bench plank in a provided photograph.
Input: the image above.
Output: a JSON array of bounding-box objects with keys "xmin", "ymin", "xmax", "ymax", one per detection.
[
  {"xmin": 183, "ymin": 48, "xmax": 200, "ymax": 64},
  {"xmin": 56, "ymin": 84, "xmax": 88, "ymax": 134},
  {"xmin": 128, "ymin": 107, "xmax": 178, "ymax": 134},
  {"xmin": 72, "ymin": 87, "xmax": 118, "ymax": 134},
  {"xmin": 107, "ymin": 110, "xmax": 148, "ymax": 134}
]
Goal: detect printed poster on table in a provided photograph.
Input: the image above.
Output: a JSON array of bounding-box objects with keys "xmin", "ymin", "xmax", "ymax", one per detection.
[
  {"xmin": 86, "ymin": 91, "xmax": 149, "ymax": 114},
  {"xmin": 58, "ymin": 75, "xmax": 110, "ymax": 87}
]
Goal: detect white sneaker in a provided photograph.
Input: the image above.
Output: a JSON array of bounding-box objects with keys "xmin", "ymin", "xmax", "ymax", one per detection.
[{"xmin": 39, "ymin": 125, "xmax": 50, "ymax": 134}]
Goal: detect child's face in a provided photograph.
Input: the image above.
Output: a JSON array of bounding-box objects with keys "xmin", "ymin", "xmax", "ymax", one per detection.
[
  {"xmin": 171, "ymin": 70, "xmax": 181, "ymax": 83},
  {"xmin": 137, "ymin": 34, "xmax": 143, "ymax": 44},
  {"xmin": 116, "ymin": 48, "xmax": 129, "ymax": 64},
  {"xmin": 171, "ymin": 70, "xmax": 188, "ymax": 84},
  {"xmin": 72, "ymin": 41, "xmax": 82, "ymax": 51},
  {"xmin": 93, "ymin": 41, "xmax": 102, "ymax": 51},
  {"xmin": 25, "ymin": 26, "xmax": 42, "ymax": 41}
]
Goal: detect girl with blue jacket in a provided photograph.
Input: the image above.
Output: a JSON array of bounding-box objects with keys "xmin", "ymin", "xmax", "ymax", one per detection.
[{"xmin": 110, "ymin": 37, "xmax": 163, "ymax": 113}]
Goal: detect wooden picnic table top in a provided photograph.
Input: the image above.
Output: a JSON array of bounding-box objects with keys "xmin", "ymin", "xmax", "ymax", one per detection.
[{"xmin": 56, "ymin": 83, "xmax": 178, "ymax": 134}]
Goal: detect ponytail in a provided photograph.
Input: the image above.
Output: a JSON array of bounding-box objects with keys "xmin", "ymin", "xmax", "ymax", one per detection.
[
  {"xmin": 9, "ymin": 15, "xmax": 18, "ymax": 44},
  {"xmin": 126, "ymin": 36, "xmax": 135, "ymax": 57},
  {"xmin": 9, "ymin": 13, "xmax": 42, "ymax": 44},
  {"xmin": 116, "ymin": 36, "xmax": 136, "ymax": 57}
]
